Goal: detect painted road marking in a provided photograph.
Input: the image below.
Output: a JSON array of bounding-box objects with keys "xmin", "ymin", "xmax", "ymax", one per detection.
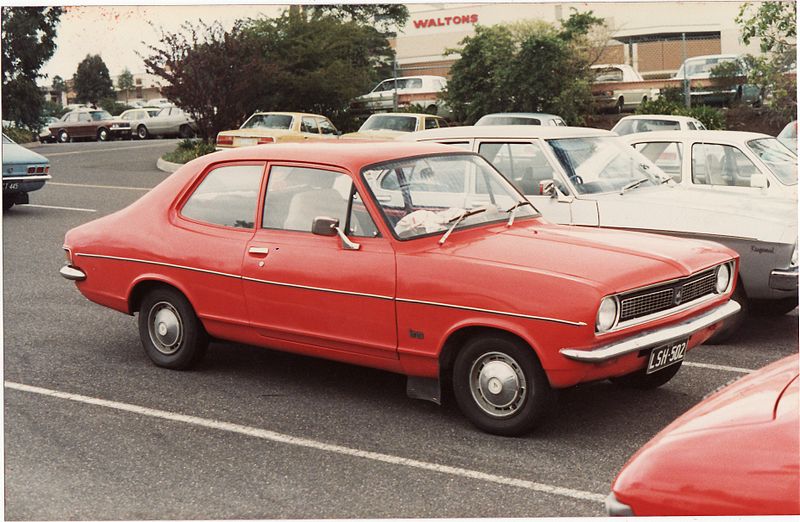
[
  {"xmin": 5, "ymin": 380, "xmax": 605, "ymax": 504},
  {"xmin": 684, "ymin": 361, "xmax": 753, "ymax": 374},
  {"xmin": 49, "ymin": 182, "xmax": 150, "ymax": 192},
  {"xmin": 20, "ymin": 204, "xmax": 96, "ymax": 213},
  {"xmin": 43, "ymin": 143, "xmax": 174, "ymax": 157}
]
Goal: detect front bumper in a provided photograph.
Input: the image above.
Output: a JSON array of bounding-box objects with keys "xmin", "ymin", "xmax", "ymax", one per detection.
[
  {"xmin": 560, "ymin": 300, "xmax": 741, "ymax": 363},
  {"xmin": 769, "ymin": 266, "xmax": 798, "ymax": 291},
  {"xmin": 59, "ymin": 265, "xmax": 86, "ymax": 281},
  {"xmin": 605, "ymin": 492, "xmax": 634, "ymax": 516}
]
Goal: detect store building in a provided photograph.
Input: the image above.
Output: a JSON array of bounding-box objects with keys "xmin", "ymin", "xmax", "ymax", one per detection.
[{"xmin": 393, "ymin": 2, "xmax": 761, "ymax": 79}]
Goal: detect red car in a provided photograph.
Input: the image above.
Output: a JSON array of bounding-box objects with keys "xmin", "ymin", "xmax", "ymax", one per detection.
[
  {"xmin": 60, "ymin": 142, "xmax": 740, "ymax": 435},
  {"xmin": 607, "ymin": 354, "xmax": 800, "ymax": 516}
]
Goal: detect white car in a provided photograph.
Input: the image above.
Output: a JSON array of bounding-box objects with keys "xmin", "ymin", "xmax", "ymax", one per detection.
[
  {"xmin": 351, "ymin": 75, "xmax": 448, "ymax": 116},
  {"xmin": 612, "ymin": 115, "xmax": 706, "ymax": 135},
  {"xmin": 674, "ymin": 54, "xmax": 762, "ymax": 106},
  {"xmin": 137, "ymin": 106, "xmax": 197, "ymax": 139},
  {"xmin": 118, "ymin": 107, "xmax": 161, "ymax": 140},
  {"xmin": 624, "ymin": 130, "xmax": 797, "ymax": 198},
  {"xmin": 591, "ymin": 64, "xmax": 659, "ymax": 113},
  {"xmin": 778, "ymin": 121, "xmax": 797, "ymax": 153}
]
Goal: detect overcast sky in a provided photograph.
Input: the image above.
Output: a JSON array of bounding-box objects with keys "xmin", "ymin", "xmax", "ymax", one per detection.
[{"xmin": 40, "ymin": 5, "xmax": 286, "ymax": 83}]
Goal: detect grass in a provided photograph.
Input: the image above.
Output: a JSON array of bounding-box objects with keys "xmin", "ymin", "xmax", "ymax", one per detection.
[{"xmin": 162, "ymin": 139, "xmax": 216, "ymax": 164}]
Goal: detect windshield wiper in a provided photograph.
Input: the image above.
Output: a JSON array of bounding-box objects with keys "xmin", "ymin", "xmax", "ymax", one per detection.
[
  {"xmin": 620, "ymin": 178, "xmax": 650, "ymax": 195},
  {"xmin": 505, "ymin": 199, "xmax": 535, "ymax": 227},
  {"xmin": 439, "ymin": 207, "xmax": 488, "ymax": 245}
]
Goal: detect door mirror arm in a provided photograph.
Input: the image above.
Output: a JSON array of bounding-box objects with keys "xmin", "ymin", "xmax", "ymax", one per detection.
[{"xmin": 312, "ymin": 216, "xmax": 361, "ymax": 250}]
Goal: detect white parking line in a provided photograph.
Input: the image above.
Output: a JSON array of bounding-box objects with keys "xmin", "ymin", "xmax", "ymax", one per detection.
[
  {"xmin": 44, "ymin": 143, "xmax": 174, "ymax": 157},
  {"xmin": 49, "ymin": 182, "xmax": 150, "ymax": 192},
  {"xmin": 20, "ymin": 204, "xmax": 96, "ymax": 213},
  {"xmin": 684, "ymin": 361, "xmax": 753, "ymax": 374},
  {"xmin": 5, "ymin": 380, "xmax": 605, "ymax": 504}
]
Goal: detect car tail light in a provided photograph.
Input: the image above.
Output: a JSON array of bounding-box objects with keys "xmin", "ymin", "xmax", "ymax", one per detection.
[
  {"xmin": 45, "ymin": 166, "xmax": 50, "ymax": 174},
  {"xmin": 257, "ymin": 137, "xmax": 275, "ymax": 144},
  {"xmin": 216, "ymin": 134, "xmax": 233, "ymax": 146},
  {"xmin": 27, "ymin": 166, "xmax": 35, "ymax": 174},
  {"xmin": 35, "ymin": 166, "xmax": 45, "ymax": 174}
]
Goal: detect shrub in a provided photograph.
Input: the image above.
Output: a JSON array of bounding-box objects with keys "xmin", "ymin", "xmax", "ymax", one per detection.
[
  {"xmin": 162, "ymin": 139, "xmax": 216, "ymax": 164},
  {"xmin": 3, "ymin": 125, "xmax": 36, "ymax": 143},
  {"xmin": 636, "ymin": 94, "xmax": 725, "ymax": 130}
]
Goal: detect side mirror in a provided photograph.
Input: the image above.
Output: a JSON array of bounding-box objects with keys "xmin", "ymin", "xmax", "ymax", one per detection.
[
  {"xmin": 312, "ymin": 216, "xmax": 360, "ymax": 250},
  {"xmin": 539, "ymin": 180, "xmax": 556, "ymax": 197},
  {"xmin": 750, "ymin": 173, "xmax": 769, "ymax": 189}
]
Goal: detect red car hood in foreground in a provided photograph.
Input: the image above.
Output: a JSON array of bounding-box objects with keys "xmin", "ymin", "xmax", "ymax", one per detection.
[{"xmin": 611, "ymin": 355, "xmax": 800, "ymax": 516}]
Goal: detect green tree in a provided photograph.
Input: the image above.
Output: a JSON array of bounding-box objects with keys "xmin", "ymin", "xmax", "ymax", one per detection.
[
  {"xmin": 1, "ymin": 6, "xmax": 63, "ymax": 129},
  {"xmin": 116, "ymin": 68, "xmax": 134, "ymax": 104},
  {"xmin": 73, "ymin": 54, "xmax": 115, "ymax": 105},
  {"xmin": 51, "ymin": 74, "xmax": 66, "ymax": 94},
  {"xmin": 306, "ymin": 4, "xmax": 409, "ymax": 32}
]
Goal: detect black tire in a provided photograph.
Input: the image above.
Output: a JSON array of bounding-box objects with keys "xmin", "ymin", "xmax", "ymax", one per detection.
[
  {"xmin": 609, "ymin": 361, "xmax": 682, "ymax": 390},
  {"xmin": 705, "ymin": 283, "xmax": 748, "ymax": 345},
  {"xmin": 97, "ymin": 127, "xmax": 109, "ymax": 141},
  {"xmin": 3, "ymin": 198, "xmax": 14, "ymax": 211},
  {"xmin": 750, "ymin": 297, "xmax": 798, "ymax": 317},
  {"xmin": 452, "ymin": 334, "xmax": 552, "ymax": 436},
  {"xmin": 58, "ymin": 129, "xmax": 70, "ymax": 143},
  {"xmin": 136, "ymin": 124, "xmax": 149, "ymax": 140},
  {"xmin": 137, "ymin": 287, "xmax": 209, "ymax": 370},
  {"xmin": 179, "ymin": 125, "xmax": 195, "ymax": 139},
  {"xmin": 614, "ymin": 97, "xmax": 624, "ymax": 114}
]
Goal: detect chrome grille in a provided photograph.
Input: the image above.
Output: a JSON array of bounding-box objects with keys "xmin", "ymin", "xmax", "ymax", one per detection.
[{"xmin": 619, "ymin": 269, "xmax": 717, "ymax": 323}]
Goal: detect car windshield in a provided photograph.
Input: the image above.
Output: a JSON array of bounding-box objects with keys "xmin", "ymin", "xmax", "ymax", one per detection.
[
  {"xmin": 547, "ymin": 136, "xmax": 666, "ymax": 194},
  {"xmin": 360, "ymin": 115, "xmax": 417, "ymax": 133},
  {"xmin": 241, "ymin": 114, "xmax": 293, "ymax": 130},
  {"xmin": 479, "ymin": 116, "xmax": 542, "ymax": 126},
  {"xmin": 361, "ymin": 153, "xmax": 538, "ymax": 240},
  {"xmin": 90, "ymin": 111, "xmax": 113, "ymax": 121},
  {"xmin": 594, "ymin": 68, "xmax": 623, "ymax": 82},
  {"xmin": 747, "ymin": 138, "xmax": 798, "ymax": 185},
  {"xmin": 778, "ymin": 121, "xmax": 797, "ymax": 139}
]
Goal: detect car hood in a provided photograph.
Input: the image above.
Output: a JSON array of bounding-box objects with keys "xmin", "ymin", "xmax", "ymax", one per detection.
[
  {"xmin": 218, "ymin": 129, "xmax": 297, "ymax": 138},
  {"xmin": 429, "ymin": 220, "xmax": 735, "ymax": 294},
  {"xmin": 1, "ymin": 143, "xmax": 48, "ymax": 165},
  {"xmin": 592, "ymin": 185, "xmax": 797, "ymax": 244}
]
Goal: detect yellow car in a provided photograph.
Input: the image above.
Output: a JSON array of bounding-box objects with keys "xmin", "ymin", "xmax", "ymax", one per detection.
[
  {"xmin": 341, "ymin": 113, "xmax": 448, "ymax": 140},
  {"xmin": 215, "ymin": 112, "xmax": 340, "ymax": 149}
]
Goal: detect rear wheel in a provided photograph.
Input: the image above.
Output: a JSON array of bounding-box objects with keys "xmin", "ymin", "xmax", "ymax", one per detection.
[
  {"xmin": 3, "ymin": 198, "xmax": 14, "ymax": 211},
  {"xmin": 136, "ymin": 124, "xmax": 149, "ymax": 140},
  {"xmin": 452, "ymin": 334, "xmax": 552, "ymax": 436},
  {"xmin": 137, "ymin": 287, "xmax": 209, "ymax": 370}
]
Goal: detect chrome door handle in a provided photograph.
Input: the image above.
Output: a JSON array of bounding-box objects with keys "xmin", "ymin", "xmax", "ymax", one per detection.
[{"xmin": 248, "ymin": 246, "xmax": 270, "ymax": 256}]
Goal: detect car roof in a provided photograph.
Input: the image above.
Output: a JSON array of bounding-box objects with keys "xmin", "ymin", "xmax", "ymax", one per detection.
[
  {"xmin": 616, "ymin": 114, "xmax": 699, "ymax": 122},
  {"xmin": 251, "ymin": 111, "xmax": 328, "ymax": 119},
  {"xmin": 590, "ymin": 63, "xmax": 631, "ymax": 69},
  {"xmin": 622, "ymin": 130, "xmax": 772, "ymax": 141},
  {"xmin": 400, "ymin": 125, "xmax": 611, "ymax": 141},
  {"xmin": 479, "ymin": 112, "xmax": 562, "ymax": 119},
  {"xmin": 367, "ymin": 113, "xmax": 438, "ymax": 119}
]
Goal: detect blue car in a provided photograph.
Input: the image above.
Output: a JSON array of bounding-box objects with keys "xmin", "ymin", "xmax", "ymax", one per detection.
[{"xmin": 2, "ymin": 133, "xmax": 51, "ymax": 210}]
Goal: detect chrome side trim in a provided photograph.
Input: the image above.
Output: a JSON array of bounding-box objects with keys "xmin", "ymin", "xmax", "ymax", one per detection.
[
  {"xmin": 75, "ymin": 253, "xmax": 240, "ymax": 280},
  {"xmin": 242, "ymin": 276, "xmax": 393, "ymax": 301},
  {"xmin": 396, "ymin": 298, "xmax": 588, "ymax": 326},
  {"xmin": 3, "ymin": 175, "xmax": 53, "ymax": 183},
  {"xmin": 59, "ymin": 265, "xmax": 86, "ymax": 281},
  {"xmin": 560, "ymin": 300, "xmax": 741, "ymax": 363}
]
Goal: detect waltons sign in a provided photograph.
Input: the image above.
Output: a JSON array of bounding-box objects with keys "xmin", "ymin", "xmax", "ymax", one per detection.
[{"xmin": 412, "ymin": 14, "xmax": 478, "ymax": 29}]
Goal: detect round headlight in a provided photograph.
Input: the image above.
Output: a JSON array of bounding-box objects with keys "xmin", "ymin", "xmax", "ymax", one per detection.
[
  {"xmin": 596, "ymin": 296, "xmax": 619, "ymax": 332},
  {"xmin": 715, "ymin": 263, "xmax": 731, "ymax": 293}
]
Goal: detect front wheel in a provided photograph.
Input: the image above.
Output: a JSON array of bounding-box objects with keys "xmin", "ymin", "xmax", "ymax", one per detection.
[
  {"xmin": 609, "ymin": 361, "xmax": 682, "ymax": 389},
  {"xmin": 750, "ymin": 297, "xmax": 798, "ymax": 316},
  {"xmin": 137, "ymin": 287, "xmax": 209, "ymax": 370},
  {"xmin": 97, "ymin": 127, "xmax": 109, "ymax": 141},
  {"xmin": 452, "ymin": 334, "xmax": 552, "ymax": 436},
  {"xmin": 58, "ymin": 129, "xmax": 70, "ymax": 143}
]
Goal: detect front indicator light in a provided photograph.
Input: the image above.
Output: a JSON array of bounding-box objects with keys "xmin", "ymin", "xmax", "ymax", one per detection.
[
  {"xmin": 596, "ymin": 296, "xmax": 619, "ymax": 332},
  {"xmin": 715, "ymin": 263, "xmax": 731, "ymax": 293}
]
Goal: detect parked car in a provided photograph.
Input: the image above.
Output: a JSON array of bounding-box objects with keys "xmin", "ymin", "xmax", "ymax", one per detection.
[
  {"xmin": 215, "ymin": 112, "xmax": 339, "ymax": 150},
  {"xmin": 403, "ymin": 125, "xmax": 797, "ymax": 340},
  {"xmin": 475, "ymin": 113, "xmax": 566, "ymax": 126},
  {"xmin": 2, "ymin": 133, "xmax": 51, "ymax": 210},
  {"xmin": 674, "ymin": 54, "xmax": 761, "ymax": 106},
  {"xmin": 351, "ymin": 75, "xmax": 448, "ymax": 116},
  {"xmin": 118, "ymin": 107, "xmax": 161, "ymax": 140},
  {"xmin": 778, "ymin": 120, "xmax": 797, "ymax": 153},
  {"xmin": 38, "ymin": 116, "xmax": 61, "ymax": 143},
  {"xmin": 136, "ymin": 106, "xmax": 197, "ymax": 139},
  {"xmin": 341, "ymin": 113, "xmax": 447, "ymax": 140},
  {"xmin": 59, "ymin": 141, "xmax": 739, "ymax": 436},
  {"xmin": 607, "ymin": 354, "xmax": 799, "ymax": 516},
  {"xmin": 146, "ymin": 97, "xmax": 172, "ymax": 107},
  {"xmin": 48, "ymin": 109, "xmax": 131, "ymax": 143},
  {"xmin": 612, "ymin": 114, "xmax": 707, "ymax": 135},
  {"xmin": 624, "ymin": 130, "xmax": 798, "ymax": 198},
  {"xmin": 591, "ymin": 64, "xmax": 659, "ymax": 113}
]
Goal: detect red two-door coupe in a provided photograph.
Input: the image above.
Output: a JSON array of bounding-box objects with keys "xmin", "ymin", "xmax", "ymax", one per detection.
[
  {"xmin": 607, "ymin": 354, "xmax": 799, "ymax": 516},
  {"xmin": 60, "ymin": 142, "xmax": 740, "ymax": 435}
]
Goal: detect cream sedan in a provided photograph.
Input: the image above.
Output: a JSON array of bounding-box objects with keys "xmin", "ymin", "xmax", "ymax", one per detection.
[{"xmin": 215, "ymin": 112, "xmax": 339, "ymax": 150}]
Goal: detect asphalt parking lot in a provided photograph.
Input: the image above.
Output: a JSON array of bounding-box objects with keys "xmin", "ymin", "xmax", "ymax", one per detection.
[{"xmin": 3, "ymin": 140, "xmax": 798, "ymax": 519}]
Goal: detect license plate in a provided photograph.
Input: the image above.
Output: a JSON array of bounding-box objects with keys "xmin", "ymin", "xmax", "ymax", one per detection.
[
  {"xmin": 646, "ymin": 339, "xmax": 687, "ymax": 374},
  {"xmin": 236, "ymin": 138, "xmax": 257, "ymax": 146},
  {"xmin": 3, "ymin": 182, "xmax": 19, "ymax": 191}
]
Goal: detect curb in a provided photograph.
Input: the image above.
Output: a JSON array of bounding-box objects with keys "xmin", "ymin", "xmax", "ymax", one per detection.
[{"xmin": 156, "ymin": 156, "xmax": 182, "ymax": 173}]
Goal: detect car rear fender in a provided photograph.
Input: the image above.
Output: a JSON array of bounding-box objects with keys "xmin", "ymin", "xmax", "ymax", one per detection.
[{"xmin": 126, "ymin": 274, "xmax": 197, "ymax": 317}]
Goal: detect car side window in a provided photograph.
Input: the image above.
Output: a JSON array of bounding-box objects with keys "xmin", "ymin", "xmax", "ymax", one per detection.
[
  {"xmin": 424, "ymin": 118, "xmax": 439, "ymax": 130},
  {"xmin": 301, "ymin": 118, "xmax": 319, "ymax": 134},
  {"xmin": 263, "ymin": 166, "xmax": 377, "ymax": 237},
  {"xmin": 686, "ymin": 122, "xmax": 697, "ymax": 130},
  {"xmin": 79, "ymin": 113, "xmax": 91, "ymax": 122},
  {"xmin": 478, "ymin": 141, "xmax": 558, "ymax": 195},
  {"xmin": 692, "ymin": 143, "xmax": 759, "ymax": 187},
  {"xmin": 634, "ymin": 142, "xmax": 683, "ymax": 182},
  {"xmin": 181, "ymin": 164, "xmax": 264, "ymax": 229},
  {"xmin": 318, "ymin": 118, "xmax": 337, "ymax": 135},
  {"xmin": 65, "ymin": 113, "xmax": 77, "ymax": 122}
]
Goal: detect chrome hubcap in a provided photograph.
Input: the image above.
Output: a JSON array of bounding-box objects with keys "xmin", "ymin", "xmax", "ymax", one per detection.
[
  {"xmin": 469, "ymin": 352, "xmax": 527, "ymax": 418},
  {"xmin": 147, "ymin": 301, "xmax": 183, "ymax": 355}
]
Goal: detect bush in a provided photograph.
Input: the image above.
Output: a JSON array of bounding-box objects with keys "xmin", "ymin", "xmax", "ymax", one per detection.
[
  {"xmin": 3, "ymin": 125, "xmax": 36, "ymax": 143},
  {"xmin": 637, "ymin": 94, "xmax": 725, "ymax": 130},
  {"xmin": 162, "ymin": 139, "xmax": 216, "ymax": 164}
]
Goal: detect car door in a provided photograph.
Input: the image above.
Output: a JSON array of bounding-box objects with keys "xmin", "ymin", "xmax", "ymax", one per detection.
[
  {"xmin": 241, "ymin": 163, "xmax": 397, "ymax": 359},
  {"xmin": 690, "ymin": 142, "xmax": 769, "ymax": 193},
  {"xmin": 632, "ymin": 140, "xmax": 685, "ymax": 183},
  {"xmin": 75, "ymin": 112, "xmax": 94, "ymax": 138},
  {"xmin": 299, "ymin": 117, "xmax": 321, "ymax": 141}
]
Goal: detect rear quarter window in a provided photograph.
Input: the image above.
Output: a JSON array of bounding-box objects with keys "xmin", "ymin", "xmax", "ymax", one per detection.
[{"xmin": 181, "ymin": 164, "xmax": 264, "ymax": 229}]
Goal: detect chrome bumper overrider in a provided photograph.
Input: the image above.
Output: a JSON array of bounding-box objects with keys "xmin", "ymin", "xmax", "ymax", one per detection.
[
  {"xmin": 59, "ymin": 265, "xmax": 86, "ymax": 281},
  {"xmin": 560, "ymin": 300, "xmax": 741, "ymax": 363},
  {"xmin": 769, "ymin": 267, "xmax": 798, "ymax": 291}
]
